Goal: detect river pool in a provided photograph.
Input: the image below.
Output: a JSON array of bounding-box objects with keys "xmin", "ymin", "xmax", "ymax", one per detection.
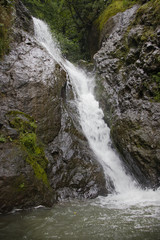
[{"xmin": 1, "ymin": 194, "xmax": 160, "ymax": 240}]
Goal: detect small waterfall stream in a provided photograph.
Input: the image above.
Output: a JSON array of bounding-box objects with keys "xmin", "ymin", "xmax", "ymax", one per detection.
[
  {"xmin": 33, "ymin": 17, "xmax": 137, "ymax": 194},
  {"xmin": 64, "ymin": 60, "xmax": 137, "ymax": 194},
  {"xmin": 32, "ymin": 18, "xmax": 160, "ymax": 201},
  {"xmin": 0, "ymin": 17, "xmax": 160, "ymax": 240}
]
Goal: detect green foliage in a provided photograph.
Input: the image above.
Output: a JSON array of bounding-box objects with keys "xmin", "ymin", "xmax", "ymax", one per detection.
[
  {"xmin": 131, "ymin": 0, "xmax": 160, "ymax": 102},
  {"xmin": 8, "ymin": 110, "xmax": 37, "ymax": 133},
  {"xmin": 61, "ymin": 0, "xmax": 108, "ymax": 27},
  {"xmin": 96, "ymin": 0, "xmax": 138, "ymax": 31},
  {"xmin": 20, "ymin": 131, "xmax": 49, "ymax": 185},
  {"xmin": 20, "ymin": 132, "xmax": 37, "ymax": 152},
  {"xmin": 55, "ymin": 31, "xmax": 81, "ymax": 61},
  {"xmin": 22, "ymin": 0, "xmax": 77, "ymax": 60},
  {"xmin": 0, "ymin": 0, "xmax": 14, "ymax": 59},
  {"xmin": 22, "ymin": 0, "xmax": 108, "ymax": 61},
  {"xmin": 26, "ymin": 155, "xmax": 49, "ymax": 186},
  {"xmin": 0, "ymin": 134, "xmax": 6, "ymax": 143},
  {"xmin": 7, "ymin": 111, "xmax": 49, "ymax": 186},
  {"xmin": 19, "ymin": 182, "xmax": 25, "ymax": 189},
  {"xmin": 140, "ymin": 29, "xmax": 155, "ymax": 42},
  {"xmin": 134, "ymin": 0, "xmax": 160, "ymax": 28}
]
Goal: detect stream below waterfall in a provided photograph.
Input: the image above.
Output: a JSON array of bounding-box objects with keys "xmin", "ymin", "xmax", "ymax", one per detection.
[
  {"xmin": 0, "ymin": 198, "xmax": 160, "ymax": 240},
  {"xmin": 0, "ymin": 18, "xmax": 160, "ymax": 239}
]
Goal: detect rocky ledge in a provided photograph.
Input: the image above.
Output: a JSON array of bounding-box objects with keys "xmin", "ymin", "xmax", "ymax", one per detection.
[
  {"xmin": 0, "ymin": 0, "xmax": 106, "ymax": 213},
  {"xmin": 94, "ymin": 1, "xmax": 160, "ymax": 188}
]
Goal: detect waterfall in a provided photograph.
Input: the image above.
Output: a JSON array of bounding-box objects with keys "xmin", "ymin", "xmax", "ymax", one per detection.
[
  {"xmin": 63, "ymin": 60, "xmax": 138, "ymax": 193},
  {"xmin": 33, "ymin": 18, "xmax": 160, "ymax": 204}
]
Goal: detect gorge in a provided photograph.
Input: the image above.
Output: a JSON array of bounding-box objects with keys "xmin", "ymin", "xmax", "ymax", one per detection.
[{"xmin": 0, "ymin": 0, "xmax": 160, "ymax": 239}]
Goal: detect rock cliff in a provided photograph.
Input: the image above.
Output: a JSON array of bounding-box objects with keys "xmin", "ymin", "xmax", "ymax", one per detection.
[
  {"xmin": 0, "ymin": 0, "xmax": 106, "ymax": 213},
  {"xmin": 1, "ymin": 0, "xmax": 159, "ymax": 214},
  {"xmin": 94, "ymin": 0, "xmax": 160, "ymax": 188}
]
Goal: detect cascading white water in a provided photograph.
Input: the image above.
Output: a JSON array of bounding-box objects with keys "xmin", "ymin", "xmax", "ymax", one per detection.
[
  {"xmin": 33, "ymin": 17, "xmax": 160, "ymax": 205},
  {"xmin": 63, "ymin": 60, "xmax": 138, "ymax": 194}
]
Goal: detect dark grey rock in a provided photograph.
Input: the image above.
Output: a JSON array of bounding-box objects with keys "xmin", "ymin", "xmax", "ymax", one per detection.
[
  {"xmin": 94, "ymin": 4, "xmax": 160, "ymax": 188},
  {"xmin": 46, "ymin": 85, "xmax": 107, "ymax": 200},
  {"xmin": 14, "ymin": 0, "xmax": 34, "ymax": 35},
  {"xmin": 0, "ymin": 0, "xmax": 107, "ymax": 213}
]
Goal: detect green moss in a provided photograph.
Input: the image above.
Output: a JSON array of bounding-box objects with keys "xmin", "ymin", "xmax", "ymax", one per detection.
[
  {"xmin": 20, "ymin": 132, "xmax": 37, "ymax": 152},
  {"xmin": 0, "ymin": 1, "xmax": 14, "ymax": 59},
  {"xmin": 140, "ymin": 27, "xmax": 155, "ymax": 42},
  {"xmin": 152, "ymin": 72, "xmax": 160, "ymax": 102},
  {"xmin": 96, "ymin": 0, "xmax": 138, "ymax": 31},
  {"xmin": 7, "ymin": 111, "xmax": 37, "ymax": 133},
  {"xmin": 113, "ymin": 0, "xmax": 160, "ymax": 68},
  {"xmin": 19, "ymin": 182, "xmax": 25, "ymax": 189},
  {"xmin": 8, "ymin": 110, "xmax": 36, "ymax": 123},
  {"xmin": 7, "ymin": 110, "xmax": 50, "ymax": 186},
  {"xmin": 133, "ymin": 0, "xmax": 160, "ymax": 28},
  {"xmin": 131, "ymin": 0, "xmax": 160, "ymax": 45},
  {"xmin": 26, "ymin": 156, "xmax": 49, "ymax": 186},
  {"xmin": 0, "ymin": 134, "xmax": 6, "ymax": 143}
]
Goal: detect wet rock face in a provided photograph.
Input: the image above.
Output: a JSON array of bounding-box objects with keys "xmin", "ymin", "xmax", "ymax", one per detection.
[
  {"xmin": 94, "ymin": 3, "xmax": 160, "ymax": 188},
  {"xmin": 0, "ymin": 28, "xmax": 61, "ymax": 212},
  {"xmin": 47, "ymin": 84, "xmax": 107, "ymax": 201},
  {"xmin": 0, "ymin": 1, "xmax": 107, "ymax": 213}
]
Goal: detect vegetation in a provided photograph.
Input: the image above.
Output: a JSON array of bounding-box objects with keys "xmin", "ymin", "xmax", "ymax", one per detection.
[
  {"xmin": 21, "ymin": 0, "xmax": 109, "ymax": 61},
  {"xmin": 0, "ymin": 0, "xmax": 14, "ymax": 59},
  {"xmin": 133, "ymin": 0, "xmax": 160, "ymax": 27},
  {"xmin": 7, "ymin": 111, "xmax": 50, "ymax": 186},
  {"xmin": 96, "ymin": 0, "xmax": 138, "ymax": 31},
  {"xmin": 109, "ymin": 0, "xmax": 160, "ymax": 103},
  {"xmin": 21, "ymin": 0, "xmax": 148, "ymax": 61},
  {"xmin": 152, "ymin": 72, "xmax": 160, "ymax": 102},
  {"xmin": 0, "ymin": 0, "xmax": 158, "ymax": 62},
  {"xmin": 0, "ymin": 134, "xmax": 6, "ymax": 143},
  {"xmin": 0, "ymin": 0, "xmax": 152, "ymax": 61},
  {"xmin": 133, "ymin": 0, "xmax": 160, "ymax": 102}
]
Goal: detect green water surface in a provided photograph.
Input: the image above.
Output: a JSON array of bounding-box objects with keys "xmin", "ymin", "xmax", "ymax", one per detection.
[{"xmin": 0, "ymin": 197, "xmax": 160, "ymax": 240}]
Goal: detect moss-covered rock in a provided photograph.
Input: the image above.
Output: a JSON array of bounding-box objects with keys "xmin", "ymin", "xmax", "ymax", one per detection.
[
  {"xmin": 0, "ymin": 0, "xmax": 107, "ymax": 213},
  {"xmin": 6, "ymin": 111, "xmax": 49, "ymax": 186},
  {"xmin": 94, "ymin": 0, "xmax": 160, "ymax": 188},
  {"xmin": 96, "ymin": 0, "xmax": 138, "ymax": 31},
  {"xmin": 152, "ymin": 72, "xmax": 160, "ymax": 101},
  {"xmin": 89, "ymin": 0, "xmax": 140, "ymax": 56},
  {"xmin": 0, "ymin": 0, "xmax": 14, "ymax": 59}
]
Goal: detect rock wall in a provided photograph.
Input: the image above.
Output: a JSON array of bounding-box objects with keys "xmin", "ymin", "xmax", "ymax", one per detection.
[
  {"xmin": 94, "ymin": 1, "xmax": 160, "ymax": 188},
  {"xmin": 0, "ymin": 1, "xmax": 106, "ymax": 213}
]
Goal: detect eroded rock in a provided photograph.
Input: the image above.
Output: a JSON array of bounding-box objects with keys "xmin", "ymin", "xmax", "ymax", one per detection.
[
  {"xmin": 0, "ymin": 0, "xmax": 107, "ymax": 213},
  {"xmin": 94, "ymin": 2, "xmax": 160, "ymax": 188}
]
